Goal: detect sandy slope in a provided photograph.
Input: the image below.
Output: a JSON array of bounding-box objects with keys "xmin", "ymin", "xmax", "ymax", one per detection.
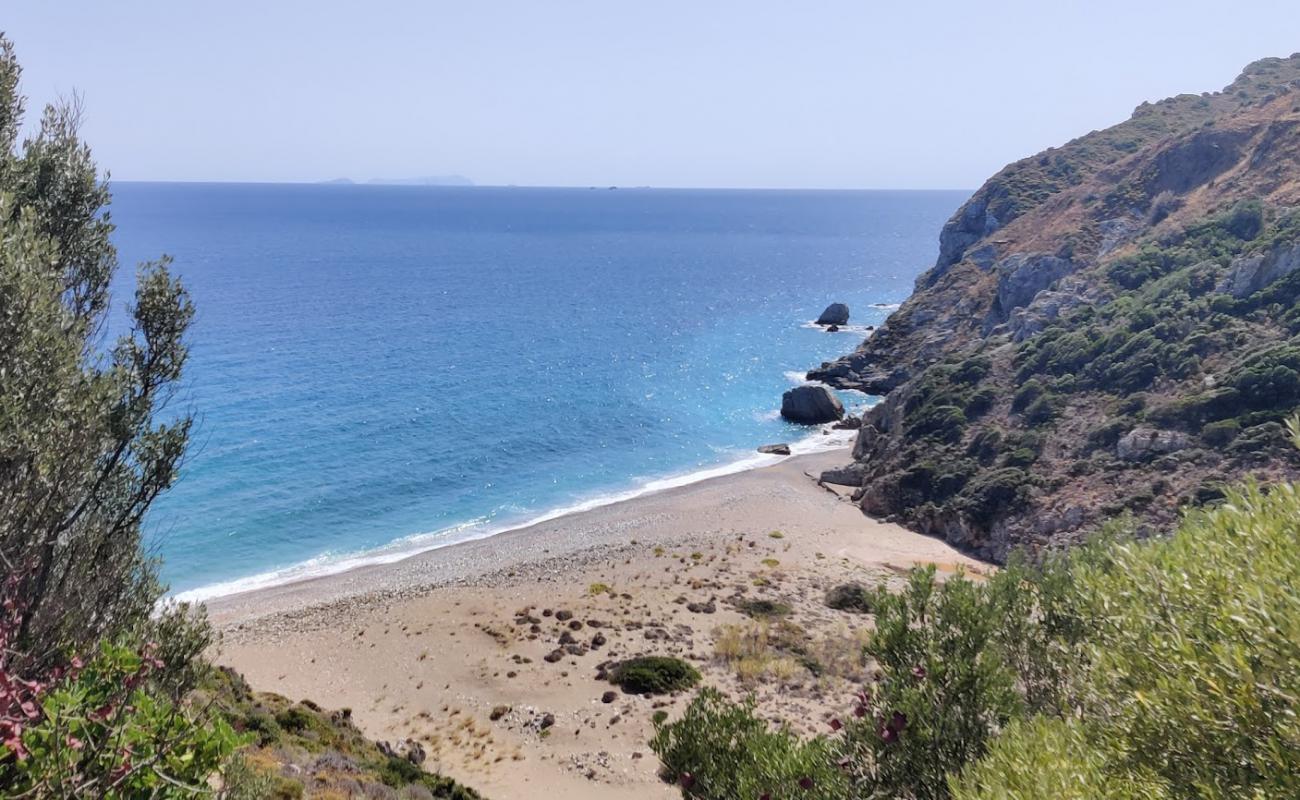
[{"xmin": 209, "ymin": 449, "xmax": 985, "ymax": 799}]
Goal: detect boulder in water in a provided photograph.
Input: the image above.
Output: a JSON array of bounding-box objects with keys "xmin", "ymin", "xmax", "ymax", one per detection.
[
  {"xmin": 780, "ymin": 385, "xmax": 844, "ymax": 424},
  {"xmin": 758, "ymin": 443, "xmax": 792, "ymax": 455},
  {"xmin": 816, "ymin": 303, "xmax": 850, "ymax": 326}
]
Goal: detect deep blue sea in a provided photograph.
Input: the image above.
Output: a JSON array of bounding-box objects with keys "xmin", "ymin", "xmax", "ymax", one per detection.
[{"xmin": 105, "ymin": 184, "xmax": 966, "ymax": 598}]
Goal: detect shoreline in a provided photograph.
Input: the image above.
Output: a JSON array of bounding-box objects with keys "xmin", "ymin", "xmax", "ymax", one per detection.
[
  {"xmin": 190, "ymin": 425, "xmax": 859, "ymax": 610},
  {"xmin": 204, "ymin": 446, "xmax": 860, "ymax": 625}
]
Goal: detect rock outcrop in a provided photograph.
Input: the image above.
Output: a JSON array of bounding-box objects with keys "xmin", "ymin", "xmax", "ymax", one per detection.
[
  {"xmin": 1116, "ymin": 427, "xmax": 1193, "ymax": 462},
  {"xmin": 816, "ymin": 303, "xmax": 850, "ymax": 326},
  {"xmin": 780, "ymin": 385, "xmax": 844, "ymax": 424},
  {"xmin": 1219, "ymin": 240, "xmax": 1300, "ymax": 297},
  {"xmin": 800, "ymin": 53, "xmax": 1300, "ymax": 560}
]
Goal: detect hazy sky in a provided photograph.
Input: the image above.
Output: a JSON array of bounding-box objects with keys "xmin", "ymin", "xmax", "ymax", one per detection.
[{"xmin": 5, "ymin": 1, "xmax": 1300, "ymax": 189}]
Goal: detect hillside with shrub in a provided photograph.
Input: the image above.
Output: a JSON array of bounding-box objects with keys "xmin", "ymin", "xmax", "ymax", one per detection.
[
  {"xmin": 653, "ymin": 420, "xmax": 1300, "ymax": 799},
  {"xmin": 812, "ymin": 53, "xmax": 1300, "ymax": 559}
]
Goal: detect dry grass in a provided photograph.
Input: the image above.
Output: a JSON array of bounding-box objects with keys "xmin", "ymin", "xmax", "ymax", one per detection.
[{"xmin": 713, "ymin": 620, "xmax": 810, "ymax": 685}]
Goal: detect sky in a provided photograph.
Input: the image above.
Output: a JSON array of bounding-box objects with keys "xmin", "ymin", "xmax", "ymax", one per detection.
[{"xmin": 5, "ymin": 1, "xmax": 1300, "ymax": 189}]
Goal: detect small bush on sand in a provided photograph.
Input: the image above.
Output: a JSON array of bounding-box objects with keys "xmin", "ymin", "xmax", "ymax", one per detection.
[
  {"xmin": 824, "ymin": 582, "xmax": 872, "ymax": 613},
  {"xmin": 609, "ymin": 656, "xmax": 700, "ymax": 695},
  {"xmin": 736, "ymin": 598, "xmax": 792, "ymax": 619}
]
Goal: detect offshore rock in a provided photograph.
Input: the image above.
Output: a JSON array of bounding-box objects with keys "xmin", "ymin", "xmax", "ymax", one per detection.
[
  {"xmin": 780, "ymin": 385, "xmax": 844, "ymax": 424},
  {"xmin": 816, "ymin": 302, "xmax": 850, "ymax": 325}
]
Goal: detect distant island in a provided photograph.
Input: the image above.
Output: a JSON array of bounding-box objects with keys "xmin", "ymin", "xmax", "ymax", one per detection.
[{"xmin": 321, "ymin": 175, "xmax": 475, "ymax": 186}]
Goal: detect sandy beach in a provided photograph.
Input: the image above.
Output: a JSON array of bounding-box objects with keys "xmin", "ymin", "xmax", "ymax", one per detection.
[{"xmin": 209, "ymin": 448, "xmax": 986, "ymax": 799}]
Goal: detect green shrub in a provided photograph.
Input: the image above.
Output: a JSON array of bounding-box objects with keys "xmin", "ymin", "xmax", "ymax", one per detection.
[
  {"xmin": 609, "ymin": 656, "xmax": 700, "ymax": 695},
  {"xmin": 952, "ymin": 355, "xmax": 991, "ymax": 385},
  {"xmin": 737, "ymin": 598, "xmax": 792, "ymax": 619},
  {"xmin": 949, "ymin": 717, "xmax": 1170, "ymax": 799},
  {"xmin": 1010, "ymin": 380, "xmax": 1045, "ymax": 413},
  {"xmin": 908, "ymin": 404, "xmax": 968, "ymax": 443},
  {"xmin": 651, "ymin": 688, "xmax": 848, "ymax": 800},
  {"xmin": 957, "ymin": 468, "xmax": 1032, "ymax": 525},
  {"xmin": 1002, "ymin": 448, "xmax": 1038, "ymax": 468},
  {"xmin": 824, "ymin": 582, "xmax": 871, "ymax": 613},
  {"xmin": 2, "ymin": 641, "xmax": 245, "ymax": 797},
  {"xmin": 1200, "ymin": 418, "xmax": 1241, "ymax": 446},
  {"xmin": 274, "ymin": 704, "xmax": 317, "ymax": 734},
  {"xmin": 964, "ymin": 387, "xmax": 998, "ymax": 418},
  {"xmin": 1022, "ymin": 394, "xmax": 1058, "ymax": 426}
]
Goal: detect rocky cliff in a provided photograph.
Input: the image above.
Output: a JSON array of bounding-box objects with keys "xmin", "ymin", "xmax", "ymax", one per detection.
[{"xmin": 815, "ymin": 54, "xmax": 1300, "ymax": 560}]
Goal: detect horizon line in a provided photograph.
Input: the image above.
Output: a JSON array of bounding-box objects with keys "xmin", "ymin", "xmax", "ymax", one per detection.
[{"xmin": 107, "ymin": 178, "xmax": 975, "ymax": 194}]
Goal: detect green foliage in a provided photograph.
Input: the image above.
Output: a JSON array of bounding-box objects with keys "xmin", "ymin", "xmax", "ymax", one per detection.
[
  {"xmin": 1010, "ymin": 380, "xmax": 1045, "ymax": 413},
  {"xmin": 651, "ymin": 688, "xmax": 848, "ymax": 800},
  {"xmin": 657, "ymin": 442, "xmax": 1300, "ymax": 798},
  {"xmin": 1200, "ymin": 418, "xmax": 1241, "ymax": 446},
  {"xmin": 963, "ymin": 387, "xmax": 998, "ymax": 418},
  {"xmin": 908, "ymin": 404, "xmax": 968, "ymax": 443},
  {"xmin": 0, "ymin": 34, "xmax": 194, "ymax": 673},
  {"xmin": 609, "ymin": 656, "xmax": 701, "ymax": 695},
  {"xmin": 736, "ymin": 598, "xmax": 792, "ymax": 619},
  {"xmin": 2, "ymin": 641, "xmax": 245, "ymax": 797},
  {"xmin": 1022, "ymin": 394, "xmax": 1058, "ymax": 426},
  {"xmin": 955, "ymin": 475, "xmax": 1300, "ymax": 798},
  {"xmin": 956, "ymin": 468, "xmax": 1033, "ymax": 524},
  {"xmin": 207, "ymin": 668, "xmax": 482, "ymax": 798},
  {"xmin": 823, "ymin": 582, "xmax": 872, "ymax": 613},
  {"xmin": 949, "ymin": 717, "xmax": 1170, "ymax": 800},
  {"xmin": 835, "ymin": 567, "xmax": 1027, "ymax": 799}
]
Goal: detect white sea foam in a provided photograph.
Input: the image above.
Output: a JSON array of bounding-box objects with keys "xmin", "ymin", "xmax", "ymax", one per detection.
[
  {"xmin": 171, "ymin": 422, "xmax": 863, "ymax": 604},
  {"xmin": 799, "ymin": 322, "xmax": 878, "ymax": 335}
]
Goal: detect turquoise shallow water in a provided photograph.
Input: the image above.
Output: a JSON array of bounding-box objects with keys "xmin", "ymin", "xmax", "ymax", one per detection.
[{"xmin": 105, "ymin": 183, "xmax": 966, "ymax": 598}]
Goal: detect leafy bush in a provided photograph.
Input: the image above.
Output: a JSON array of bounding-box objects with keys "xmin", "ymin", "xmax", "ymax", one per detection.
[
  {"xmin": 609, "ymin": 657, "xmax": 700, "ymax": 695},
  {"xmin": 957, "ymin": 468, "xmax": 1032, "ymax": 524},
  {"xmin": 964, "ymin": 387, "xmax": 998, "ymax": 418},
  {"xmin": 954, "ymin": 475, "xmax": 1300, "ymax": 798},
  {"xmin": 736, "ymin": 598, "xmax": 792, "ymax": 619},
  {"xmin": 908, "ymin": 404, "xmax": 968, "ymax": 443},
  {"xmin": 1010, "ymin": 380, "xmax": 1045, "ymax": 413},
  {"xmin": 1022, "ymin": 394, "xmax": 1058, "ymax": 426},
  {"xmin": 1200, "ymin": 418, "xmax": 1241, "ymax": 446},
  {"xmin": 949, "ymin": 717, "xmax": 1169, "ymax": 799},
  {"xmin": 651, "ymin": 688, "xmax": 848, "ymax": 800},
  {"xmin": 833, "ymin": 568, "xmax": 1027, "ymax": 799},
  {"xmin": 1, "ymin": 640, "xmax": 244, "ymax": 797},
  {"xmin": 824, "ymin": 582, "xmax": 871, "ymax": 613}
]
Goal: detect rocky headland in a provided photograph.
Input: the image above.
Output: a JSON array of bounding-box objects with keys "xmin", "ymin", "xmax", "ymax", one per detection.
[{"xmin": 811, "ymin": 53, "xmax": 1300, "ymax": 559}]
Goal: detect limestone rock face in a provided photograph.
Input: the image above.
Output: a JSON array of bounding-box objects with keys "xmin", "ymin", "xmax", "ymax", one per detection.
[
  {"xmin": 1117, "ymin": 427, "xmax": 1193, "ymax": 461},
  {"xmin": 995, "ymin": 253, "xmax": 1074, "ymax": 318},
  {"xmin": 1219, "ymin": 241, "xmax": 1300, "ymax": 298},
  {"xmin": 780, "ymin": 385, "xmax": 844, "ymax": 424},
  {"xmin": 816, "ymin": 303, "xmax": 850, "ymax": 326}
]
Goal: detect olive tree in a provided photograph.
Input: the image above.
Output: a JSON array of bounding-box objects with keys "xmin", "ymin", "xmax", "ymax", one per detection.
[{"xmin": 0, "ymin": 34, "xmax": 194, "ymax": 669}]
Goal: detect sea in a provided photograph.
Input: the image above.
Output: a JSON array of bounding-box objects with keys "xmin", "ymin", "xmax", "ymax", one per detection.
[{"xmin": 104, "ymin": 183, "xmax": 967, "ymax": 599}]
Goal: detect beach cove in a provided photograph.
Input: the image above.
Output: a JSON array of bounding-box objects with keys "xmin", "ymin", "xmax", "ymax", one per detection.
[{"xmin": 209, "ymin": 448, "xmax": 985, "ymax": 799}]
